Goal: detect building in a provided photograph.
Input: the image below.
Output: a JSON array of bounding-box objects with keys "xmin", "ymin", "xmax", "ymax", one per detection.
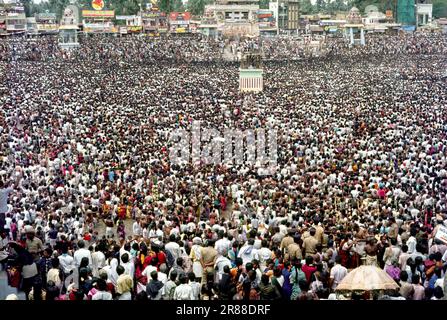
[
  {"xmin": 26, "ymin": 16, "xmax": 38, "ymax": 35},
  {"xmin": 205, "ymin": 0, "xmax": 260, "ymax": 38},
  {"xmin": 257, "ymin": 9, "xmax": 276, "ymax": 35},
  {"xmin": 141, "ymin": 5, "xmax": 167, "ymax": 35},
  {"xmin": 168, "ymin": 11, "xmax": 191, "ymax": 34},
  {"xmin": 198, "ymin": 12, "xmax": 219, "ymax": 38},
  {"xmin": 344, "ymin": 7, "xmax": 365, "ymax": 46},
  {"xmin": 415, "ymin": 0, "xmax": 432, "ymax": 26},
  {"xmin": 59, "ymin": 4, "xmax": 80, "ymax": 49},
  {"xmin": 82, "ymin": 9, "xmax": 116, "ymax": 33},
  {"xmin": 35, "ymin": 12, "xmax": 58, "ymax": 35},
  {"xmin": 0, "ymin": 0, "xmax": 27, "ymax": 36},
  {"xmin": 0, "ymin": 1, "xmax": 7, "ymax": 36},
  {"xmin": 4, "ymin": 2, "xmax": 26, "ymax": 35},
  {"xmin": 205, "ymin": 0, "xmax": 259, "ymax": 23},
  {"xmin": 116, "ymin": 15, "xmax": 142, "ymax": 34},
  {"xmin": 269, "ymin": 0, "xmax": 299, "ymax": 33},
  {"xmin": 438, "ymin": 18, "xmax": 447, "ymax": 33}
]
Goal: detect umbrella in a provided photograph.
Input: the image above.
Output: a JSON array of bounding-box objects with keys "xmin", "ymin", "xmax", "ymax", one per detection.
[{"xmin": 335, "ymin": 265, "xmax": 400, "ymax": 292}]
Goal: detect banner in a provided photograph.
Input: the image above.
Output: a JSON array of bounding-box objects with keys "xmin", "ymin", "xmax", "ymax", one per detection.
[
  {"xmin": 36, "ymin": 13, "xmax": 57, "ymax": 21},
  {"xmin": 128, "ymin": 26, "xmax": 142, "ymax": 32},
  {"xmin": 435, "ymin": 226, "xmax": 447, "ymax": 245},
  {"xmin": 169, "ymin": 12, "xmax": 191, "ymax": 22},
  {"xmin": 142, "ymin": 12, "xmax": 163, "ymax": 18},
  {"xmin": 116, "ymin": 15, "xmax": 135, "ymax": 20},
  {"xmin": 92, "ymin": 0, "xmax": 105, "ymax": 11},
  {"xmin": 82, "ymin": 10, "xmax": 115, "ymax": 18},
  {"xmin": 37, "ymin": 24, "xmax": 58, "ymax": 31}
]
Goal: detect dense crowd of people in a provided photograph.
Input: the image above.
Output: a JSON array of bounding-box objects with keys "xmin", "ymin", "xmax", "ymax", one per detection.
[{"xmin": 0, "ymin": 31, "xmax": 447, "ymax": 301}]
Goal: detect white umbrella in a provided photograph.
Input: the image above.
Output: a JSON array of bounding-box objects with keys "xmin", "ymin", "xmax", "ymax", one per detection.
[{"xmin": 336, "ymin": 265, "xmax": 399, "ymax": 292}]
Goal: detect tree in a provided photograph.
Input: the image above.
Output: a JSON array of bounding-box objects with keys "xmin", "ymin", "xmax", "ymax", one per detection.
[
  {"xmin": 433, "ymin": 0, "xmax": 447, "ymax": 18},
  {"xmin": 46, "ymin": 0, "xmax": 70, "ymax": 20},
  {"xmin": 187, "ymin": 0, "xmax": 212, "ymax": 15},
  {"xmin": 259, "ymin": 0, "xmax": 269, "ymax": 9},
  {"xmin": 22, "ymin": 0, "xmax": 32, "ymax": 16},
  {"xmin": 172, "ymin": 0, "xmax": 184, "ymax": 12},
  {"xmin": 316, "ymin": 0, "xmax": 326, "ymax": 13},
  {"xmin": 300, "ymin": 0, "xmax": 314, "ymax": 14}
]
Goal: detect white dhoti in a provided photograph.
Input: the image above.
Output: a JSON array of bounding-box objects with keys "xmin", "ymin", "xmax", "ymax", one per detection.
[{"xmin": 192, "ymin": 261, "xmax": 203, "ymax": 278}]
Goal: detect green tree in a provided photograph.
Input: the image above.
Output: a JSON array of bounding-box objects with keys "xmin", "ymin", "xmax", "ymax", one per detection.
[
  {"xmin": 172, "ymin": 0, "xmax": 184, "ymax": 12},
  {"xmin": 316, "ymin": 0, "xmax": 326, "ymax": 13},
  {"xmin": 187, "ymin": 0, "xmax": 212, "ymax": 15},
  {"xmin": 158, "ymin": 0, "xmax": 172, "ymax": 13},
  {"xmin": 259, "ymin": 0, "xmax": 269, "ymax": 9},
  {"xmin": 46, "ymin": 0, "xmax": 70, "ymax": 20},
  {"xmin": 300, "ymin": 0, "xmax": 315, "ymax": 14},
  {"xmin": 433, "ymin": 0, "xmax": 447, "ymax": 18}
]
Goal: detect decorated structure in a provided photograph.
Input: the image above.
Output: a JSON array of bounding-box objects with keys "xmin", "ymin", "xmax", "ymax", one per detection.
[
  {"xmin": 205, "ymin": 0, "xmax": 260, "ymax": 38},
  {"xmin": 1, "ymin": 1, "xmax": 26, "ymax": 35},
  {"xmin": 59, "ymin": 1, "xmax": 80, "ymax": 49},
  {"xmin": 82, "ymin": 0, "xmax": 116, "ymax": 33},
  {"xmin": 415, "ymin": 0, "xmax": 432, "ymax": 27},
  {"xmin": 239, "ymin": 49, "xmax": 263, "ymax": 93},
  {"xmin": 344, "ymin": 7, "xmax": 365, "ymax": 46},
  {"xmin": 141, "ymin": 2, "xmax": 167, "ymax": 35},
  {"xmin": 168, "ymin": 11, "xmax": 191, "ymax": 33},
  {"xmin": 35, "ymin": 12, "xmax": 58, "ymax": 34}
]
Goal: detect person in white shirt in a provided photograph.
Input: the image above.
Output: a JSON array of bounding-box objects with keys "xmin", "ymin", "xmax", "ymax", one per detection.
[
  {"xmin": 120, "ymin": 253, "xmax": 135, "ymax": 278},
  {"xmin": 132, "ymin": 218, "xmax": 142, "ymax": 238},
  {"xmin": 329, "ymin": 256, "xmax": 348, "ymax": 291},
  {"xmin": 58, "ymin": 248, "xmax": 75, "ymax": 275},
  {"xmin": 0, "ymin": 181, "xmax": 14, "ymax": 234},
  {"xmin": 238, "ymin": 239, "xmax": 259, "ymax": 267},
  {"xmin": 214, "ymin": 251, "xmax": 232, "ymax": 281},
  {"xmin": 91, "ymin": 279, "xmax": 113, "ymax": 300},
  {"xmin": 157, "ymin": 264, "xmax": 169, "ymax": 285},
  {"xmin": 91, "ymin": 246, "xmax": 106, "ymax": 278},
  {"xmin": 406, "ymin": 229, "xmax": 418, "ymax": 254},
  {"xmin": 215, "ymin": 231, "xmax": 231, "ymax": 256},
  {"xmin": 108, "ymin": 255, "xmax": 120, "ymax": 286},
  {"xmin": 188, "ymin": 272, "xmax": 201, "ymax": 300},
  {"xmin": 173, "ymin": 274, "xmax": 194, "ymax": 300},
  {"xmin": 73, "ymin": 240, "xmax": 92, "ymax": 268},
  {"xmin": 258, "ymin": 240, "xmax": 273, "ymax": 271},
  {"xmin": 142, "ymin": 258, "xmax": 158, "ymax": 280},
  {"xmin": 165, "ymin": 235, "xmax": 181, "ymax": 263}
]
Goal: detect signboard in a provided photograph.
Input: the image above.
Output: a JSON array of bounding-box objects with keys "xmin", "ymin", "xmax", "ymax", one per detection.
[
  {"xmin": 128, "ymin": 26, "xmax": 142, "ymax": 32},
  {"xmin": 37, "ymin": 24, "xmax": 58, "ymax": 31},
  {"xmin": 169, "ymin": 12, "xmax": 191, "ymax": 24},
  {"xmin": 82, "ymin": 10, "xmax": 115, "ymax": 18},
  {"xmin": 120, "ymin": 26, "xmax": 127, "ymax": 34},
  {"xmin": 386, "ymin": 10, "xmax": 393, "ymax": 18},
  {"xmin": 435, "ymin": 226, "xmax": 447, "ymax": 245},
  {"xmin": 142, "ymin": 12, "xmax": 163, "ymax": 18},
  {"xmin": 92, "ymin": 0, "xmax": 105, "ymax": 11},
  {"xmin": 116, "ymin": 15, "xmax": 135, "ymax": 20},
  {"xmin": 257, "ymin": 9, "xmax": 275, "ymax": 29},
  {"xmin": 401, "ymin": 25, "xmax": 416, "ymax": 32},
  {"xmin": 36, "ymin": 13, "xmax": 57, "ymax": 21}
]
